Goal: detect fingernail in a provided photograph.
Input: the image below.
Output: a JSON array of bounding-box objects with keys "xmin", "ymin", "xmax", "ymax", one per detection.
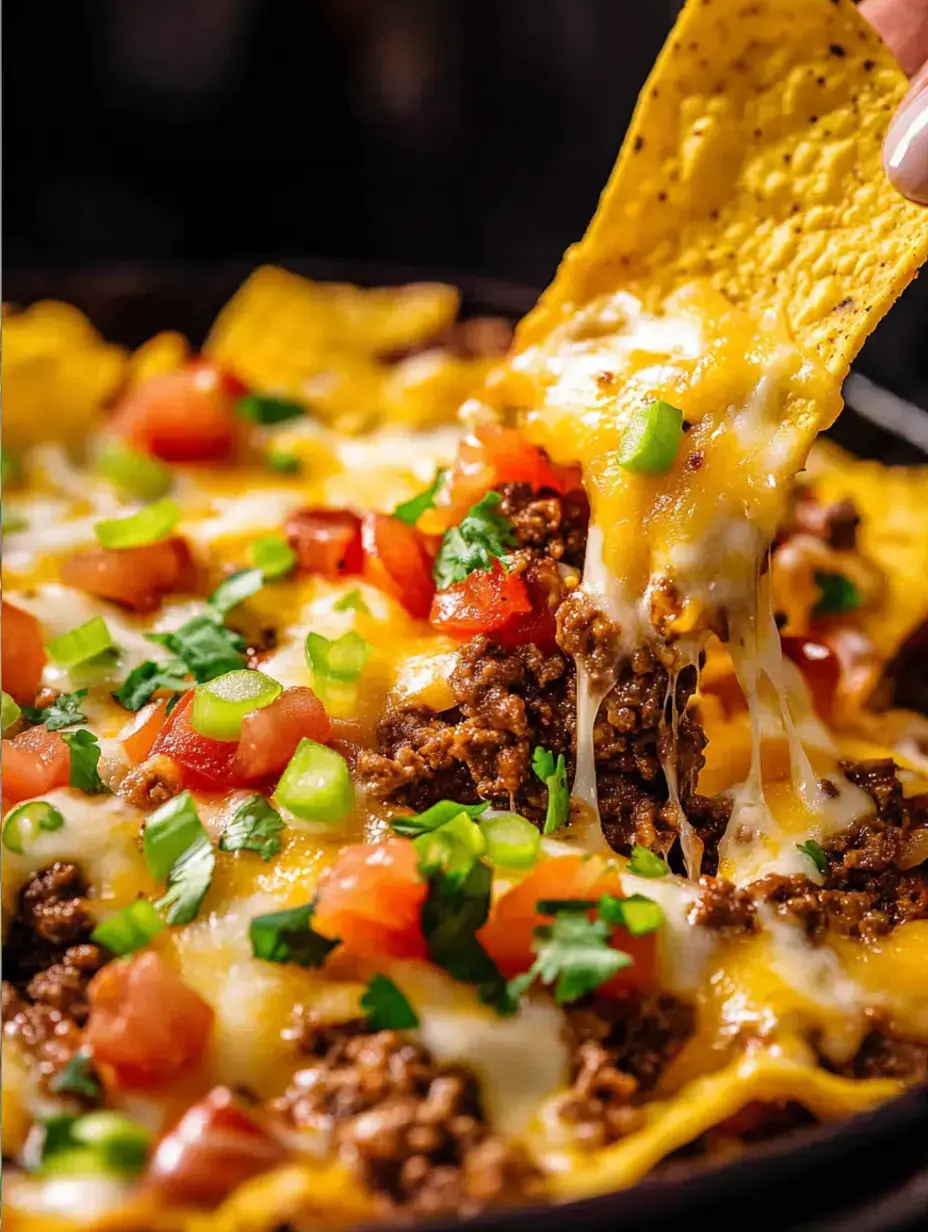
[{"xmin": 884, "ymin": 83, "xmax": 928, "ymax": 205}]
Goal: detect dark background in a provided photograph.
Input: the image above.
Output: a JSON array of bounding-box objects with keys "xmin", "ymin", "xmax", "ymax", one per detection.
[{"xmin": 3, "ymin": 0, "xmax": 926, "ymax": 409}]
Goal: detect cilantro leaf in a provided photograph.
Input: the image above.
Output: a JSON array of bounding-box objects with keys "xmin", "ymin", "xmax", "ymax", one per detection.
[
  {"xmin": 111, "ymin": 659, "xmax": 189, "ymax": 712},
  {"xmin": 433, "ymin": 492, "xmax": 516, "ymax": 589},
  {"xmin": 22, "ymin": 689, "xmax": 88, "ymax": 732},
  {"xmin": 62, "ymin": 730, "xmax": 106, "ymax": 794},
  {"xmin": 219, "ymin": 795, "xmax": 285, "ymax": 861},
  {"xmin": 420, "ymin": 860, "xmax": 509, "ymax": 1010},
  {"xmin": 333, "ymin": 588, "xmax": 369, "ymax": 614},
  {"xmin": 393, "ymin": 468, "xmax": 447, "ymax": 526},
  {"xmin": 208, "ymin": 568, "xmax": 265, "ymax": 617},
  {"xmin": 361, "ymin": 974, "xmax": 420, "ymax": 1030},
  {"xmin": 532, "ymin": 745, "xmax": 570, "ymax": 835},
  {"xmin": 391, "ymin": 799, "xmax": 489, "ymax": 839},
  {"xmin": 236, "ymin": 393, "xmax": 305, "ymax": 425},
  {"xmin": 509, "ymin": 907, "xmax": 632, "ymax": 1007},
  {"xmin": 813, "ymin": 570, "xmax": 862, "ymax": 616},
  {"xmin": 154, "ymin": 834, "xmax": 215, "ymax": 926},
  {"xmin": 50, "ymin": 1051, "xmax": 101, "ymax": 1101},
  {"xmin": 147, "ymin": 615, "xmax": 245, "ymax": 683},
  {"xmin": 627, "ymin": 844, "xmax": 670, "ymax": 878},
  {"xmin": 250, "ymin": 903, "xmax": 340, "ymax": 967},
  {"xmin": 796, "ymin": 839, "xmax": 828, "ymax": 875}
]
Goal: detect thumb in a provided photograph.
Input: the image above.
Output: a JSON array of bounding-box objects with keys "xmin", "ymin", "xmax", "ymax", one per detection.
[{"xmin": 860, "ymin": 0, "xmax": 928, "ymax": 204}]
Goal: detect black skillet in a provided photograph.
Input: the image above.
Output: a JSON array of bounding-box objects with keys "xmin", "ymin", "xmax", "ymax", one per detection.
[{"xmin": 5, "ymin": 259, "xmax": 928, "ymax": 1232}]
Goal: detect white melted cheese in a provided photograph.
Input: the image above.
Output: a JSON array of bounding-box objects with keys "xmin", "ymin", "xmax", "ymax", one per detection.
[
  {"xmin": 394, "ymin": 966, "xmax": 569, "ymax": 1138},
  {"xmin": 622, "ymin": 871, "xmax": 716, "ymax": 994}
]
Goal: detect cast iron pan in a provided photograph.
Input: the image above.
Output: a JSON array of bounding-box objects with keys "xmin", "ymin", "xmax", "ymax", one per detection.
[{"xmin": 6, "ymin": 260, "xmax": 928, "ymax": 1232}]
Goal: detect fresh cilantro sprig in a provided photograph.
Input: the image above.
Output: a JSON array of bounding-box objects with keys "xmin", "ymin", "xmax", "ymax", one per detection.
[
  {"xmin": 22, "ymin": 690, "xmax": 88, "ymax": 731},
  {"xmin": 50, "ymin": 1051, "xmax": 101, "ymax": 1101},
  {"xmin": 391, "ymin": 799, "xmax": 489, "ymax": 839},
  {"xmin": 62, "ymin": 730, "xmax": 107, "ymax": 794},
  {"xmin": 433, "ymin": 491, "xmax": 516, "ymax": 590},
  {"xmin": 361, "ymin": 974, "xmax": 420, "ymax": 1030},
  {"xmin": 393, "ymin": 468, "xmax": 447, "ymax": 526},
  {"xmin": 219, "ymin": 795, "xmax": 285, "ymax": 861},
  {"xmin": 111, "ymin": 659, "xmax": 189, "ymax": 712},
  {"xmin": 532, "ymin": 746, "xmax": 570, "ymax": 835},
  {"xmin": 420, "ymin": 860, "xmax": 510, "ymax": 1012},
  {"xmin": 154, "ymin": 836, "xmax": 215, "ymax": 926},
  {"xmin": 146, "ymin": 614, "xmax": 246, "ymax": 684},
  {"xmin": 813, "ymin": 570, "xmax": 862, "ymax": 617},
  {"xmin": 250, "ymin": 903, "xmax": 339, "ymax": 967}
]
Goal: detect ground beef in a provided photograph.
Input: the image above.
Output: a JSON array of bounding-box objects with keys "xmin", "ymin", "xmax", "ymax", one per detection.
[
  {"xmin": 839, "ymin": 757, "xmax": 905, "ymax": 823},
  {"xmin": 685, "ymin": 794, "xmax": 734, "ymax": 877},
  {"xmin": 553, "ymin": 994, "xmax": 695, "ymax": 1149},
  {"xmin": 496, "ymin": 482, "xmax": 589, "ymax": 569},
  {"xmin": 269, "ymin": 1016, "xmax": 535, "ymax": 1217},
  {"xmin": 3, "ymin": 864, "xmax": 108, "ymax": 1088},
  {"xmin": 691, "ymin": 877, "xmax": 758, "ymax": 933},
  {"xmin": 835, "ymin": 1026, "xmax": 928, "ymax": 1083},
  {"xmin": 789, "ymin": 491, "xmax": 860, "ymax": 552},
  {"xmin": 118, "ymin": 753, "xmax": 183, "ymax": 810}
]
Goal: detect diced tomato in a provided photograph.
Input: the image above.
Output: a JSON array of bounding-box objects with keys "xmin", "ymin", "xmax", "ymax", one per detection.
[
  {"xmin": 108, "ymin": 362, "xmax": 238, "ymax": 463},
  {"xmin": 2, "ymin": 601, "xmax": 47, "ymax": 705},
  {"xmin": 361, "ymin": 513, "xmax": 435, "ymax": 620},
  {"xmin": 148, "ymin": 690, "xmax": 240, "ymax": 791},
  {"xmin": 230, "ymin": 686, "xmax": 330, "ymax": 781},
  {"xmin": 149, "ymin": 1086, "xmax": 287, "ymax": 1206},
  {"xmin": 441, "ymin": 424, "xmax": 582, "ymax": 523},
  {"xmin": 2, "ymin": 726, "xmax": 71, "ymax": 804},
  {"xmin": 781, "ymin": 636, "xmax": 840, "ymax": 719},
  {"xmin": 492, "ymin": 561, "xmax": 561, "ymax": 653},
  {"xmin": 284, "ymin": 508, "xmax": 363, "ymax": 577},
  {"xmin": 478, "ymin": 855, "xmax": 656, "ymax": 995},
  {"xmin": 60, "ymin": 537, "xmax": 194, "ymax": 613},
  {"xmin": 87, "ymin": 951, "xmax": 214, "ymax": 1088},
  {"xmin": 430, "ymin": 562, "xmax": 532, "ymax": 639},
  {"xmin": 313, "ymin": 838, "xmax": 428, "ymax": 960},
  {"xmin": 117, "ymin": 699, "xmax": 168, "ymax": 765}
]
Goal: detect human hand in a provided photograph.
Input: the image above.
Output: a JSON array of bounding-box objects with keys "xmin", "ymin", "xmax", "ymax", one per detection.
[{"xmin": 861, "ymin": 0, "xmax": 928, "ymax": 203}]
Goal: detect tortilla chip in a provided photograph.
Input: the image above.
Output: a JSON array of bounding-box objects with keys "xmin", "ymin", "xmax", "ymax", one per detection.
[{"xmin": 519, "ymin": 0, "xmax": 928, "ymax": 377}]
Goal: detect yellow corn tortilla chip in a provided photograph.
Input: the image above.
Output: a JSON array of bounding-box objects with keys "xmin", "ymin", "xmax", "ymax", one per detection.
[{"xmin": 519, "ymin": 0, "xmax": 928, "ymax": 376}]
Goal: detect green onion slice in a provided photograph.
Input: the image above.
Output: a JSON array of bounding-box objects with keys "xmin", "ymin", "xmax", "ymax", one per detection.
[
  {"xmin": 94, "ymin": 498, "xmax": 180, "ymax": 549},
  {"xmin": 617, "ymin": 400, "xmax": 684, "ymax": 476},
  {"xmin": 813, "ymin": 571, "xmax": 862, "ymax": 616},
  {"xmin": 266, "ymin": 447, "xmax": 302, "ymax": 474},
  {"xmin": 414, "ymin": 811, "xmax": 486, "ymax": 879},
  {"xmin": 274, "ymin": 739, "xmax": 354, "ymax": 826},
  {"xmin": 47, "ymin": 616, "xmax": 114, "ymax": 669},
  {"xmin": 480, "ymin": 811, "xmax": 541, "ymax": 869},
  {"xmin": 2, "ymin": 801, "xmax": 65, "ymax": 854},
  {"xmin": 305, "ymin": 630, "xmax": 369, "ymax": 683},
  {"xmin": 252, "ymin": 535, "xmax": 297, "ymax": 579},
  {"xmin": 90, "ymin": 899, "xmax": 165, "ymax": 956},
  {"xmin": 143, "ymin": 790, "xmax": 204, "ymax": 881},
  {"xmin": 2, "ymin": 691, "xmax": 22, "ymax": 732},
  {"xmin": 236, "ymin": 393, "xmax": 305, "ymax": 425},
  {"xmin": 40, "ymin": 1111, "xmax": 151, "ymax": 1177},
  {"xmin": 96, "ymin": 439, "xmax": 173, "ymax": 501},
  {"xmin": 599, "ymin": 892, "xmax": 664, "ymax": 937},
  {"xmin": 208, "ymin": 567, "xmax": 264, "ymax": 617},
  {"xmin": 627, "ymin": 844, "xmax": 670, "ymax": 878},
  {"xmin": 191, "ymin": 669, "xmax": 282, "ymax": 741}
]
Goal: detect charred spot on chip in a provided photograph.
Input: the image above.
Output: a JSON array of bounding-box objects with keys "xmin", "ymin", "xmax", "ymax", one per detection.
[
  {"xmin": 633, "ymin": 136, "xmax": 645, "ymax": 153},
  {"xmin": 829, "ymin": 44, "xmax": 846, "ymax": 58}
]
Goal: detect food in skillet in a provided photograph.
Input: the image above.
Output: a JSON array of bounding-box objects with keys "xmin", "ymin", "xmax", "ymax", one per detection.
[{"xmin": 4, "ymin": 0, "xmax": 928, "ymax": 1228}]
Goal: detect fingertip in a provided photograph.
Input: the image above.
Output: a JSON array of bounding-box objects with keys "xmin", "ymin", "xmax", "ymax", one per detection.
[{"xmin": 884, "ymin": 83, "xmax": 928, "ymax": 205}]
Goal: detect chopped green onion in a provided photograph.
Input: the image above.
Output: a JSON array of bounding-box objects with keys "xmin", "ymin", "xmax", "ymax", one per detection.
[
  {"xmin": 2, "ymin": 448, "xmax": 21, "ymax": 488},
  {"xmin": 414, "ymin": 811, "xmax": 486, "ymax": 880},
  {"xmin": 22, "ymin": 689, "xmax": 88, "ymax": 731},
  {"xmin": 62, "ymin": 730, "xmax": 106, "ymax": 794},
  {"xmin": 361, "ymin": 974, "xmax": 419, "ymax": 1030},
  {"xmin": 236, "ymin": 393, "xmax": 305, "ymax": 425},
  {"xmin": 599, "ymin": 892, "xmax": 664, "ymax": 937},
  {"xmin": 532, "ymin": 746, "xmax": 570, "ymax": 835},
  {"xmin": 2, "ymin": 508, "xmax": 28, "ymax": 534},
  {"xmin": 2, "ymin": 691, "xmax": 22, "ymax": 732},
  {"xmin": 250, "ymin": 903, "xmax": 339, "ymax": 967},
  {"xmin": 2, "ymin": 801, "xmax": 65, "ymax": 854},
  {"xmin": 252, "ymin": 535, "xmax": 297, "ymax": 579},
  {"xmin": 90, "ymin": 899, "xmax": 165, "ymax": 956},
  {"xmin": 305, "ymin": 630, "xmax": 369, "ymax": 682},
  {"xmin": 208, "ymin": 567, "xmax": 264, "ymax": 616},
  {"xmin": 627, "ymin": 844, "xmax": 670, "ymax": 878},
  {"xmin": 480, "ymin": 812, "xmax": 541, "ymax": 869},
  {"xmin": 813, "ymin": 571, "xmax": 862, "ymax": 616},
  {"xmin": 50, "ymin": 1051, "xmax": 101, "ymax": 1101},
  {"xmin": 617, "ymin": 400, "xmax": 684, "ymax": 476},
  {"xmin": 274, "ymin": 739, "xmax": 354, "ymax": 826},
  {"xmin": 796, "ymin": 838, "xmax": 828, "ymax": 875},
  {"xmin": 266, "ymin": 447, "xmax": 302, "ymax": 474},
  {"xmin": 219, "ymin": 795, "xmax": 285, "ymax": 860},
  {"xmin": 391, "ymin": 799, "xmax": 489, "ymax": 838},
  {"xmin": 94, "ymin": 498, "xmax": 180, "ymax": 549},
  {"xmin": 393, "ymin": 468, "xmax": 447, "ymax": 526},
  {"xmin": 333, "ymin": 588, "xmax": 369, "ymax": 614},
  {"xmin": 96, "ymin": 439, "xmax": 173, "ymax": 501},
  {"xmin": 143, "ymin": 790, "xmax": 204, "ymax": 881},
  {"xmin": 191, "ymin": 669, "xmax": 282, "ymax": 741},
  {"xmin": 47, "ymin": 617, "xmax": 114, "ymax": 669},
  {"xmin": 40, "ymin": 1111, "xmax": 150, "ymax": 1177}
]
